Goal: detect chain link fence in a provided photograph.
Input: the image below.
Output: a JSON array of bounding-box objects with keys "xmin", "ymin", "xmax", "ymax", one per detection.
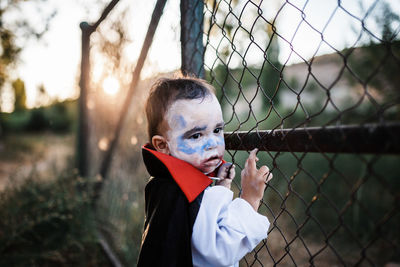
[
  {"xmin": 79, "ymin": 0, "xmax": 400, "ymax": 265},
  {"xmin": 201, "ymin": 0, "xmax": 400, "ymax": 265}
]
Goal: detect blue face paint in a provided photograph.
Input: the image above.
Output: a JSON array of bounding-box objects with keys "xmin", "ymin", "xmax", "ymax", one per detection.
[
  {"xmin": 176, "ymin": 115, "xmax": 186, "ymax": 129},
  {"xmin": 202, "ymin": 138, "xmax": 217, "ymax": 150},
  {"xmin": 177, "ymin": 136, "xmax": 198, "ymax": 155},
  {"xmin": 177, "ymin": 135, "xmax": 225, "ymax": 155},
  {"xmin": 216, "ymin": 135, "xmax": 225, "ymax": 146},
  {"xmin": 202, "ymin": 136, "xmax": 225, "ymax": 150}
]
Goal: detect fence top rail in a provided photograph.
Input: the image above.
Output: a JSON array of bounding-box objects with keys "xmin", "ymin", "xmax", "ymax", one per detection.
[{"xmin": 224, "ymin": 123, "xmax": 400, "ymax": 154}]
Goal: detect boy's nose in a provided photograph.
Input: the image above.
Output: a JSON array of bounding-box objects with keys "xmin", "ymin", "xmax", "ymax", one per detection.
[{"xmin": 204, "ymin": 138, "xmax": 217, "ymax": 151}]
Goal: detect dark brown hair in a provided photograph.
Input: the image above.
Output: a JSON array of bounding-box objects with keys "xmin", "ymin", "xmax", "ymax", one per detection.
[{"xmin": 145, "ymin": 76, "xmax": 216, "ymax": 141}]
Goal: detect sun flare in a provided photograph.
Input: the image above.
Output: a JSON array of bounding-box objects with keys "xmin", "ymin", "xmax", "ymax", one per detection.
[
  {"xmin": 98, "ymin": 137, "xmax": 109, "ymax": 151},
  {"xmin": 102, "ymin": 76, "xmax": 120, "ymax": 95}
]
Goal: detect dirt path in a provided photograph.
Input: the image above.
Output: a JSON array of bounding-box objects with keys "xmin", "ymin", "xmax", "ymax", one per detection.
[{"xmin": 0, "ymin": 133, "xmax": 74, "ymax": 191}]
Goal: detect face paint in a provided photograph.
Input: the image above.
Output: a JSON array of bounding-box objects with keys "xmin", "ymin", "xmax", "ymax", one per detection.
[
  {"xmin": 176, "ymin": 135, "xmax": 224, "ymax": 156},
  {"xmin": 165, "ymin": 95, "xmax": 225, "ymax": 174},
  {"xmin": 169, "ymin": 115, "xmax": 187, "ymax": 130},
  {"xmin": 173, "ymin": 115, "xmax": 187, "ymax": 129}
]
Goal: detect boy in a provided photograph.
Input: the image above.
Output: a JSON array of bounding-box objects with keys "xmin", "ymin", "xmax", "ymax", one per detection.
[{"xmin": 137, "ymin": 77, "xmax": 273, "ymax": 266}]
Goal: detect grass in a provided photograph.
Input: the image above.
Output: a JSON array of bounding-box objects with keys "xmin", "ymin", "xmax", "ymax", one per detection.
[
  {"xmin": 0, "ymin": 167, "xmax": 111, "ymax": 266},
  {"xmin": 0, "ymin": 133, "xmax": 39, "ymax": 161}
]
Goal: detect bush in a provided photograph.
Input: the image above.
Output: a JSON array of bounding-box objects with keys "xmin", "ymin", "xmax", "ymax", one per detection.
[
  {"xmin": 26, "ymin": 108, "xmax": 49, "ymax": 131},
  {"xmin": 0, "ymin": 100, "xmax": 76, "ymax": 133},
  {"xmin": 0, "ymin": 111, "xmax": 30, "ymax": 132},
  {"xmin": 47, "ymin": 102, "xmax": 72, "ymax": 133},
  {"xmin": 0, "ymin": 169, "xmax": 110, "ymax": 266}
]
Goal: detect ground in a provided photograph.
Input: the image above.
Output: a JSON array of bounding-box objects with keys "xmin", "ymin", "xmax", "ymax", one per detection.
[{"xmin": 0, "ymin": 132, "xmax": 74, "ymax": 191}]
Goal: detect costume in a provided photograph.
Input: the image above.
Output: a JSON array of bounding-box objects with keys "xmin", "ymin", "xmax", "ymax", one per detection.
[{"xmin": 137, "ymin": 145, "xmax": 269, "ymax": 267}]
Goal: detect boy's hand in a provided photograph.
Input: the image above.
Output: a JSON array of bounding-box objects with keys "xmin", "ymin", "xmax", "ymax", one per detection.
[
  {"xmin": 216, "ymin": 163, "xmax": 235, "ymax": 189},
  {"xmin": 240, "ymin": 148, "xmax": 273, "ymax": 211}
]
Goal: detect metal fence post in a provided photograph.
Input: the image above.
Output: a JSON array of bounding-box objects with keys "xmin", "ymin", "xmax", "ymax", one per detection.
[
  {"xmin": 77, "ymin": 0, "xmax": 120, "ymax": 179},
  {"xmin": 77, "ymin": 22, "xmax": 93, "ymax": 177},
  {"xmin": 181, "ymin": 0, "xmax": 205, "ymax": 78}
]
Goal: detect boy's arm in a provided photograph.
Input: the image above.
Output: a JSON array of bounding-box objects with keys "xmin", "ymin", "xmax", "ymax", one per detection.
[
  {"xmin": 241, "ymin": 148, "xmax": 273, "ymax": 210},
  {"xmin": 192, "ymin": 186, "xmax": 269, "ymax": 266},
  {"xmin": 192, "ymin": 149, "xmax": 273, "ymax": 266},
  {"xmin": 137, "ymin": 177, "xmax": 194, "ymax": 267}
]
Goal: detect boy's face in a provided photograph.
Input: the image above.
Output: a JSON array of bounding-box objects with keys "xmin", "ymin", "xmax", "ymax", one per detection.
[{"xmin": 164, "ymin": 94, "xmax": 225, "ymax": 174}]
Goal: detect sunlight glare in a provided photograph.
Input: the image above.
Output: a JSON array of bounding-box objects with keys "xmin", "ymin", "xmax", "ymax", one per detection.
[
  {"xmin": 98, "ymin": 137, "xmax": 109, "ymax": 151},
  {"xmin": 131, "ymin": 135, "xmax": 138, "ymax": 145},
  {"xmin": 86, "ymin": 99, "xmax": 95, "ymax": 110},
  {"xmin": 102, "ymin": 76, "xmax": 120, "ymax": 96}
]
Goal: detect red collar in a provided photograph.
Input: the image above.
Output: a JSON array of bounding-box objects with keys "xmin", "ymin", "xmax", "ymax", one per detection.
[{"xmin": 142, "ymin": 144, "xmax": 223, "ymax": 203}]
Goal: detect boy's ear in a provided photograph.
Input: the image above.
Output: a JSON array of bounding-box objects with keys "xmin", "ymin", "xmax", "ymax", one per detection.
[{"xmin": 151, "ymin": 135, "xmax": 170, "ymax": 154}]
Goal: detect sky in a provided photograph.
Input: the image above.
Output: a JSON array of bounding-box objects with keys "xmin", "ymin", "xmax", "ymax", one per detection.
[
  {"xmin": 2, "ymin": 0, "xmax": 182, "ymax": 111},
  {"xmin": 1, "ymin": 0, "xmax": 399, "ymax": 111},
  {"xmin": 2, "ymin": 0, "xmax": 105, "ymax": 110}
]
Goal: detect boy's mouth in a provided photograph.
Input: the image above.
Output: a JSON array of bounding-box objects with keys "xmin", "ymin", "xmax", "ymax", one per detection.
[{"xmin": 204, "ymin": 155, "xmax": 222, "ymax": 166}]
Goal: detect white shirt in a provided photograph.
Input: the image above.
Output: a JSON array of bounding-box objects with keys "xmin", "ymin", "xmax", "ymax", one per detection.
[{"xmin": 191, "ymin": 186, "xmax": 270, "ymax": 267}]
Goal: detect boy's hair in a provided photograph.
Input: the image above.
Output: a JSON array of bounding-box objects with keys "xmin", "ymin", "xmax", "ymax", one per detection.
[{"xmin": 145, "ymin": 76, "xmax": 216, "ymax": 141}]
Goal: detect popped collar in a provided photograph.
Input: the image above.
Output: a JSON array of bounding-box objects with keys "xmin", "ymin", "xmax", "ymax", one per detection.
[{"xmin": 142, "ymin": 144, "xmax": 225, "ymax": 203}]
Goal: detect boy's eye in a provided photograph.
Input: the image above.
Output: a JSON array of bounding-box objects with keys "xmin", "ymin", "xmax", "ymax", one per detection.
[
  {"xmin": 190, "ymin": 133, "xmax": 201, "ymax": 139},
  {"xmin": 214, "ymin": 127, "xmax": 223, "ymax": 134}
]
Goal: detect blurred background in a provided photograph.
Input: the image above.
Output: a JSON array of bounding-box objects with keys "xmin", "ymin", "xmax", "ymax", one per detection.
[{"xmin": 0, "ymin": 0, "xmax": 399, "ymax": 266}]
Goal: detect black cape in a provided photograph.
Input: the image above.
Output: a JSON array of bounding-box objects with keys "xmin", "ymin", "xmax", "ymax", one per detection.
[{"xmin": 137, "ymin": 146, "xmax": 213, "ymax": 267}]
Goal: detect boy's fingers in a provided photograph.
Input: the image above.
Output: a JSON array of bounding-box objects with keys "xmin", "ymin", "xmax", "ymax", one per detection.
[
  {"xmin": 229, "ymin": 166, "xmax": 236, "ymax": 179},
  {"xmin": 257, "ymin": 165, "xmax": 269, "ymax": 177},
  {"xmin": 247, "ymin": 149, "xmax": 258, "ymax": 170},
  {"xmin": 266, "ymin": 172, "xmax": 273, "ymax": 182},
  {"xmin": 228, "ymin": 164, "xmax": 235, "ymax": 172},
  {"xmin": 223, "ymin": 162, "xmax": 233, "ymax": 167},
  {"xmin": 250, "ymin": 148, "xmax": 258, "ymax": 158},
  {"xmin": 223, "ymin": 163, "xmax": 232, "ymax": 171}
]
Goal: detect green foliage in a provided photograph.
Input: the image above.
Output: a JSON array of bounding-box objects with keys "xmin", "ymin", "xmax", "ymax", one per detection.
[
  {"xmin": 47, "ymin": 102, "xmax": 74, "ymax": 132},
  {"xmin": 0, "ymin": 100, "xmax": 77, "ymax": 133},
  {"xmin": 260, "ymin": 28, "xmax": 282, "ymax": 107},
  {"xmin": 26, "ymin": 108, "xmax": 49, "ymax": 131},
  {"xmin": 225, "ymin": 149, "xmax": 400, "ymax": 263},
  {"xmin": 0, "ymin": 28, "xmax": 20, "ymax": 88},
  {"xmin": 345, "ymin": 40, "xmax": 400, "ymax": 101},
  {"xmin": 12, "ymin": 78, "xmax": 27, "ymax": 112},
  {"xmin": 97, "ymin": 176, "xmax": 145, "ymax": 265},
  {"xmin": 344, "ymin": 2, "xmax": 400, "ymax": 119},
  {"xmin": 0, "ymin": 0, "xmax": 57, "ymax": 115},
  {"xmin": 0, "ymin": 110, "xmax": 30, "ymax": 132},
  {"xmin": 0, "ymin": 170, "xmax": 110, "ymax": 266}
]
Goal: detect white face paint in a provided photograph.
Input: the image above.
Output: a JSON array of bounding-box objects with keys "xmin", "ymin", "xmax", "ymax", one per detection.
[{"xmin": 165, "ymin": 94, "xmax": 225, "ymax": 174}]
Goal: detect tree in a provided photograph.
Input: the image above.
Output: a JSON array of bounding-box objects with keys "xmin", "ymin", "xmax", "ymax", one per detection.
[
  {"xmin": 205, "ymin": 0, "xmax": 283, "ymax": 107},
  {"xmin": 12, "ymin": 78, "xmax": 26, "ymax": 112},
  {"xmin": 0, "ymin": 0, "xmax": 54, "ymax": 112},
  {"xmin": 345, "ymin": 2, "xmax": 400, "ymax": 118},
  {"xmin": 0, "ymin": 27, "xmax": 20, "ymax": 111},
  {"xmin": 0, "ymin": 28, "xmax": 20, "ymax": 89},
  {"xmin": 259, "ymin": 23, "xmax": 282, "ymax": 107}
]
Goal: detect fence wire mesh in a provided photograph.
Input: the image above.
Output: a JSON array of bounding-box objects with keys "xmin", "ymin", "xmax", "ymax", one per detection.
[
  {"xmin": 200, "ymin": 0, "xmax": 400, "ymax": 266},
  {"xmin": 82, "ymin": 0, "xmax": 400, "ymax": 266}
]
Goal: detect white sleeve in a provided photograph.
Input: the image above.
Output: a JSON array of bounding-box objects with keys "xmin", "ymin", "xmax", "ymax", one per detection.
[{"xmin": 191, "ymin": 186, "xmax": 270, "ymax": 267}]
